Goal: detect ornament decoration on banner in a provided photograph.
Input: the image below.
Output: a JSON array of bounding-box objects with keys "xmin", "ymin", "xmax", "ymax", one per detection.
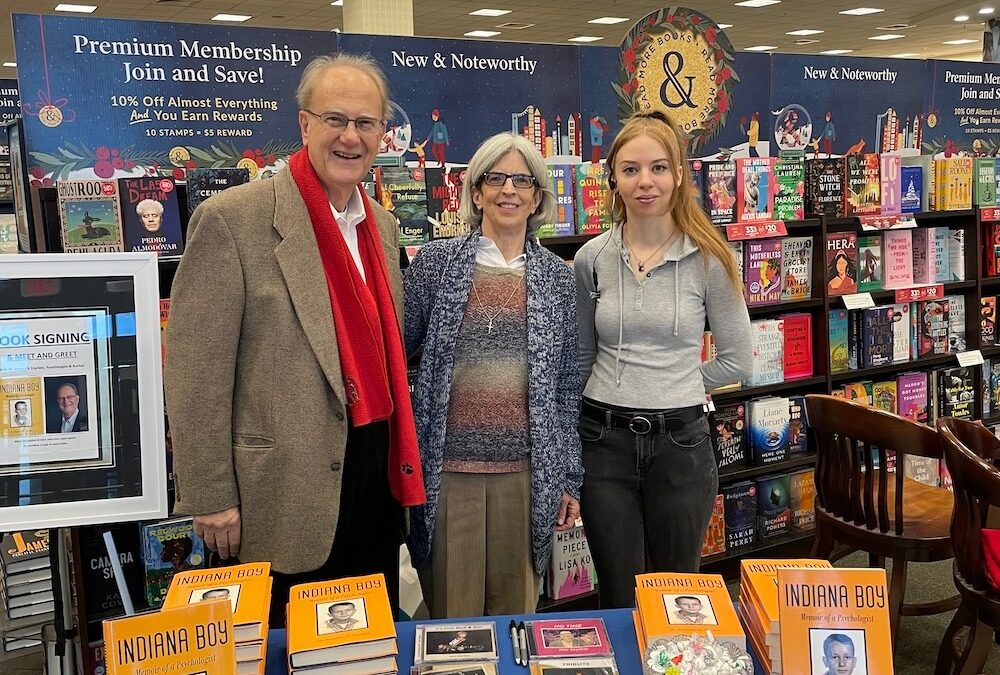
[
  {"xmin": 643, "ymin": 634, "xmax": 753, "ymax": 675},
  {"xmin": 20, "ymin": 16, "xmax": 77, "ymax": 128},
  {"xmin": 616, "ymin": 7, "xmax": 738, "ymax": 155}
]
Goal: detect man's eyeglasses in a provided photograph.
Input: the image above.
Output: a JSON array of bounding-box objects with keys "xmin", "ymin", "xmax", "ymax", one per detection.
[
  {"xmin": 302, "ymin": 110, "xmax": 385, "ymax": 135},
  {"xmin": 479, "ymin": 171, "xmax": 538, "ymax": 189},
  {"xmin": 56, "ymin": 396, "xmax": 78, "ymax": 403}
]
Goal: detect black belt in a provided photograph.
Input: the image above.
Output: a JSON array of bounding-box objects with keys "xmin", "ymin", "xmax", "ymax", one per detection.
[{"xmin": 581, "ymin": 399, "xmax": 705, "ymax": 435}]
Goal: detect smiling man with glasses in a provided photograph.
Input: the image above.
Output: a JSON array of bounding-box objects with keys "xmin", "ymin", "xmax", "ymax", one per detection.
[{"xmin": 165, "ymin": 52, "xmax": 424, "ymax": 627}]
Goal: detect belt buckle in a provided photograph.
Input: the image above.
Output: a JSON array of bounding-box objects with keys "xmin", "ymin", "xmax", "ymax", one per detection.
[{"xmin": 628, "ymin": 415, "xmax": 652, "ymax": 435}]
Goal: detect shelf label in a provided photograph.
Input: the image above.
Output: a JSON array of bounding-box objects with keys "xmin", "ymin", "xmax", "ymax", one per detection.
[
  {"xmin": 859, "ymin": 214, "xmax": 917, "ymax": 231},
  {"xmin": 982, "ymin": 207, "xmax": 1000, "ymax": 222},
  {"xmin": 956, "ymin": 350, "xmax": 985, "ymax": 367},
  {"xmin": 725, "ymin": 220, "xmax": 788, "ymax": 241},
  {"xmin": 842, "ymin": 292, "xmax": 876, "ymax": 310},
  {"xmin": 894, "ymin": 284, "xmax": 944, "ymax": 303}
]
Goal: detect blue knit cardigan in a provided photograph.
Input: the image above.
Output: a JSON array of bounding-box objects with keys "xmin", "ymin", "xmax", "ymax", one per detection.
[{"xmin": 403, "ymin": 229, "xmax": 584, "ymax": 576}]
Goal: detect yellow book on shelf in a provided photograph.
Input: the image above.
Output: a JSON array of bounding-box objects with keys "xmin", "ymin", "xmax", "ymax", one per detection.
[
  {"xmin": 163, "ymin": 561, "xmax": 271, "ymax": 643},
  {"xmin": 286, "ymin": 573, "xmax": 397, "ymax": 669},
  {"xmin": 740, "ymin": 558, "xmax": 832, "ymax": 635},
  {"xmin": 102, "ymin": 600, "xmax": 236, "ymax": 675},
  {"xmin": 777, "ymin": 567, "xmax": 894, "ymax": 675},
  {"xmin": 634, "ymin": 572, "xmax": 745, "ymax": 651}
]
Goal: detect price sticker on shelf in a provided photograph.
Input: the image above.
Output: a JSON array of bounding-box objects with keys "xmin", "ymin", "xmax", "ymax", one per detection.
[
  {"xmin": 981, "ymin": 207, "xmax": 1000, "ymax": 222},
  {"xmin": 842, "ymin": 292, "xmax": 876, "ymax": 310},
  {"xmin": 859, "ymin": 214, "xmax": 917, "ymax": 231},
  {"xmin": 894, "ymin": 284, "xmax": 944, "ymax": 303},
  {"xmin": 725, "ymin": 220, "xmax": 788, "ymax": 241},
  {"xmin": 956, "ymin": 350, "xmax": 985, "ymax": 367}
]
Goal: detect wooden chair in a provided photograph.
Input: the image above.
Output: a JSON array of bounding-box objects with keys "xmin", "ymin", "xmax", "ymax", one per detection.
[
  {"xmin": 935, "ymin": 417, "xmax": 1000, "ymax": 675},
  {"xmin": 804, "ymin": 395, "xmax": 959, "ymax": 648}
]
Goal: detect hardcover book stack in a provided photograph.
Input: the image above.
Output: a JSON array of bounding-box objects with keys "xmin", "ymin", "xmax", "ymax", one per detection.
[
  {"xmin": 0, "ymin": 531, "xmax": 53, "ymax": 660},
  {"xmin": 737, "ymin": 559, "xmax": 832, "ymax": 674},
  {"xmin": 164, "ymin": 562, "xmax": 272, "ymax": 675},
  {"xmin": 286, "ymin": 573, "xmax": 397, "ymax": 675},
  {"xmin": 633, "ymin": 572, "xmax": 746, "ymax": 657}
]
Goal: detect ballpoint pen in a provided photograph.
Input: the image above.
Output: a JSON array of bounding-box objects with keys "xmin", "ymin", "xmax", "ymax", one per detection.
[
  {"xmin": 517, "ymin": 621, "xmax": 530, "ymax": 666},
  {"xmin": 509, "ymin": 620, "xmax": 522, "ymax": 666}
]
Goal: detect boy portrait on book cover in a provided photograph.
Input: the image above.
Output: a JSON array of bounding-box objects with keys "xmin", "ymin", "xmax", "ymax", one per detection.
[
  {"xmin": 809, "ymin": 629, "xmax": 866, "ymax": 675},
  {"xmin": 10, "ymin": 400, "xmax": 30, "ymax": 427},
  {"xmin": 317, "ymin": 599, "xmax": 367, "ymax": 634},
  {"xmin": 190, "ymin": 585, "xmax": 239, "ymax": 614},
  {"xmin": 663, "ymin": 594, "xmax": 718, "ymax": 625}
]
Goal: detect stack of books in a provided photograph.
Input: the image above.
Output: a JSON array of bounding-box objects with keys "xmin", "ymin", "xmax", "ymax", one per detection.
[
  {"xmin": 737, "ymin": 558, "xmax": 832, "ymax": 674},
  {"xmin": 632, "ymin": 572, "xmax": 746, "ymax": 656},
  {"xmin": 164, "ymin": 561, "xmax": 272, "ymax": 675},
  {"xmin": 0, "ymin": 530, "xmax": 54, "ymax": 659},
  {"xmin": 286, "ymin": 573, "xmax": 397, "ymax": 675}
]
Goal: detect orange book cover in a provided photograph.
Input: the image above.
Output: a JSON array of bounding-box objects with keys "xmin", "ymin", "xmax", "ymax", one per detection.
[
  {"xmin": 286, "ymin": 573, "xmax": 397, "ymax": 669},
  {"xmin": 740, "ymin": 558, "xmax": 832, "ymax": 635},
  {"xmin": 159, "ymin": 298, "xmax": 170, "ymax": 366},
  {"xmin": 777, "ymin": 567, "xmax": 894, "ymax": 675},
  {"xmin": 634, "ymin": 572, "xmax": 745, "ymax": 651},
  {"xmin": 103, "ymin": 599, "xmax": 236, "ymax": 675},
  {"xmin": 163, "ymin": 561, "xmax": 271, "ymax": 643},
  {"xmin": 736, "ymin": 601, "xmax": 776, "ymax": 675},
  {"xmin": 631, "ymin": 609, "xmax": 645, "ymax": 651}
]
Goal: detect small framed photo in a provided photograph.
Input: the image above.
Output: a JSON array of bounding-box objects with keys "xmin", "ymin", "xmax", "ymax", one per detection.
[
  {"xmin": 662, "ymin": 593, "xmax": 719, "ymax": 626},
  {"xmin": 809, "ymin": 628, "xmax": 868, "ymax": 675},
  {"xmin": 188, "ymin": 585, "xmax": 241, "ymax": 614},
  {"xmin": 411, "ymin": 663, "xmax": 498, "ymax": 675},
  {"xmin": 316, "ymin": 598, "xmax": 368, "ymax": 635},
  {"xmin": 416, "ymin": 622, "xmax": 497, "ymax": 663}
]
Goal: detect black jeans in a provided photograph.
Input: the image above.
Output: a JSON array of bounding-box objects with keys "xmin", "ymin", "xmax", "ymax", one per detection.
[
  {"xmin": 267, "ymin": 421, "xmax": 403, "ymax": 627},
  {"xmin": 579, "ymin": 408, "xmax": 718, "ymax": 609}
]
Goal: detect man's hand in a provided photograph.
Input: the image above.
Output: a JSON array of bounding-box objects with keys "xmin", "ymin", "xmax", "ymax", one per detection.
[
  {"xmin": 555, "ymin": 492, "xmax": 581, "ymax": 531},
  {"xmin": 194, "ymin": 507, "xmax": 241, "ymax": 560}
]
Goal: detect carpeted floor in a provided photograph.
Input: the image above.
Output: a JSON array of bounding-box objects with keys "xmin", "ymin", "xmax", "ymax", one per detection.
[{"xmin": 728, "ymin": 551, "xmax": 1000, "ymax": 674}]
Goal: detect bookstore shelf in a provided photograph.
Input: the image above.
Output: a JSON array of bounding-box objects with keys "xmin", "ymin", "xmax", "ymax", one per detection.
[
  {"xmin": 864, "ymin": 280, "xmax": 977, "ymax": 304},
  {"xmin": 701, "ymin": 529, "xmax": 816, "ymax": 566},
  {"xmin": 710, "ymin": 375, "xmax": 827, "ymax": 402},
  {"xmin": 982, "ymin": 276, "xmax": 1000, "ymax": 290},
  {"xmin": 747, "ymin": 297, "xmax": 823, "ymax": 318},
  {"xmin": 540, "ymin": 233, "xmax": 600, "ymax": 246},
  {"xmin": 830, "ymin": 353, "xmax": 960, "ymax": 384},
  {"xmin": 982, "ymin": 345, "xmax": 1000, "ymax": 358},
  {"xmin": 719, "ymin": 453, "xmax": 817, "ymax": 484}
]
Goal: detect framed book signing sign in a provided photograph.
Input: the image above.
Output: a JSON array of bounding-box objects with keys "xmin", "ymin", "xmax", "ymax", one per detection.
[{"xmin": 0, "ymin": 252, "xmax": 166, "ymax": 529}]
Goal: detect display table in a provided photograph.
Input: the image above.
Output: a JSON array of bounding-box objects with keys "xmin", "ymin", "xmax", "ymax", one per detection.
[{"xmin": 264, "ymin": 607, "xmax": 764, "ymax": 674}]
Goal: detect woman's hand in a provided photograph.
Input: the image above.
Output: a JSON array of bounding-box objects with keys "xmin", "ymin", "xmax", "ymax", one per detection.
[{"xmin": 555, "ymin": 491, "xmax": 581, "ymax": 531}]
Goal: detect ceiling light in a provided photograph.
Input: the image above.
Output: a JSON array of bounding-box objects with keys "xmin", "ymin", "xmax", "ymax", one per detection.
[
  {"xmin": 745, "ymin": 45, "xmax": 777, "ymax": 51},
  {"xmin": 868, "ymin": 34, "xmax": 905, "ymax": 40},
  {"xmin": 212, "ymin": 14, "xmax": 251, "ymax": 22},
  {"xmin": 787, "ymin": 29, "xmax": 824, "ymax": 36},
  {"xmin": 735, "ymin": 0, "xmax": 781, "ymax": 7},
  {"xmin": 331, "ymin": 1, "xmax": 343, "ymax": 5},
  {"xmin": 795, "ymin": 39, "xmax": 820, "ymax": 45},
  {"xmin": 820, "ymin": 49, "xmax": 854, "ymax": 54},
  {"xmin": 2, "ymin": 62, "xmax": 15, "ymax": 68},
  {"xmin": 465, "ymin": 30, "xmax": 500, "ymax": 37},
  {"xmin": 588, "ymin": 17, "xmax": 629, "ymax": 25},
  {"xmin": 469, "ymin": 9, "xmax": 510, "ymax": 16},
  {"xmin": 891, "ymin": 53, "xmax": 918, "ymax": 57},
  {"xmin": 955, "ymin": 15, "xmax": 970, "ymax": 21},
  {"xmin": 718, "ymin": 24, "xmax": 734, "ymax": 29},
  {"xmin": 55, "ymin": 3, "xmax": 97, "ymax": 12},
  {"xmin": 980, "ymin": 8, "xmax": 995, "ymax": 15},
  {"xmin": 840, "ymin": 7, "xmax": 885, "ymax": 16},
  {"xmin": 944, "ymin": 38, "xmax": 978, "ymax": 44},
  {"xmin": 569, "ymin": 36, "xmax": 604, "ymax": 42}
]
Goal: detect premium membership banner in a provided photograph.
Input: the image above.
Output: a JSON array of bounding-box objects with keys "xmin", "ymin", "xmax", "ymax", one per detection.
[{"xmin": 12, "ymin": 13, "xmax": 332, "ymax": 181}]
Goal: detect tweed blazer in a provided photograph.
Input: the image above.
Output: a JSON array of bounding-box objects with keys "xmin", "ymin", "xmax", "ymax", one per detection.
[
  {"xmin": 403, "ymin": 229, "xmax": 584, "ymax": 575},
  {"xmin": 164, "ymin": 167, "xmax": 403, "ymax": 574}
]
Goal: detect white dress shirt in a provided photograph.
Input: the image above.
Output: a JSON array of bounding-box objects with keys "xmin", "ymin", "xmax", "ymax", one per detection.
[
  {"xmin": 330, "ymin": 187, "xmax": 368, "ymax": 283},
  {"xmin": 61, "ymin": 410, "xmax": 79, "ymax": 433},
  {"xmin": 476, "ymin": 236, "xmax": 526, "ymax": 269}
]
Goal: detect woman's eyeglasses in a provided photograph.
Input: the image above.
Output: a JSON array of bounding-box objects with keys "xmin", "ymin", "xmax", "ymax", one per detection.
[{"xmin": 479, "ymin": 171, "xmax": 538, "ymax": 189}]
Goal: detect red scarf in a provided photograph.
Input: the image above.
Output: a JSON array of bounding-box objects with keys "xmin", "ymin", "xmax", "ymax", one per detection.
[{"xmin": 289, "ymin": 149, "xmax": 425, "ymax": 507}]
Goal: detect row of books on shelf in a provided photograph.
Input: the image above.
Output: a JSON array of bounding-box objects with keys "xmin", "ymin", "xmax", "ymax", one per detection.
[
  {"xmin": 701, "ymin": 467, "xmax": 815, "ymax": 559},
  {"xmin": 708, "ymin": 396, "xmax": 810, "ymax": 472},
  {"xmin": 828, "ymin": 295, "xmax": 964, "ymax": 373},
  {"xmin": 633, "ymin": 564, "xmax": 893, "ymax": 675},
  {"xmin": 54, "ymin": 169, "xmax": 250, "ymax": 255},
  {"xmin": 702, "ymin": 314, "xmax": 814, "ymax": 389},
  {"xmin": 0, "ymin": 531, "xmax": 52, "ymax": 662}
]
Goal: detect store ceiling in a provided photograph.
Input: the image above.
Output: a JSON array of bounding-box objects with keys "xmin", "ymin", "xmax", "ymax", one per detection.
[{"xmin": 0, "ymin": 0, "xmax": 994, "ymax": 80}]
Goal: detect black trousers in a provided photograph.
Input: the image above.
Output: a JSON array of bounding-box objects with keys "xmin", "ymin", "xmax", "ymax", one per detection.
[{"xmin": 267, "ymin": 420, "xmax": 403, "ymax": 627}]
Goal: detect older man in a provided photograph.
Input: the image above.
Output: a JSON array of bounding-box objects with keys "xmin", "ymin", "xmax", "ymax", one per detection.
[
  {"xmin": 48, "ymin": 383, "xmax": 87, "ymax": 433},
  {"xmin": 165, "ymin": 53, "xmax": 424, "ymax": 625}
]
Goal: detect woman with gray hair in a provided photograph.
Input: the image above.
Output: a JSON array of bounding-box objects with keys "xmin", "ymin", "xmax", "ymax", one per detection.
[{"xmin": 404, "ymin": 132, "xmax": 583, "ymax": 618}]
